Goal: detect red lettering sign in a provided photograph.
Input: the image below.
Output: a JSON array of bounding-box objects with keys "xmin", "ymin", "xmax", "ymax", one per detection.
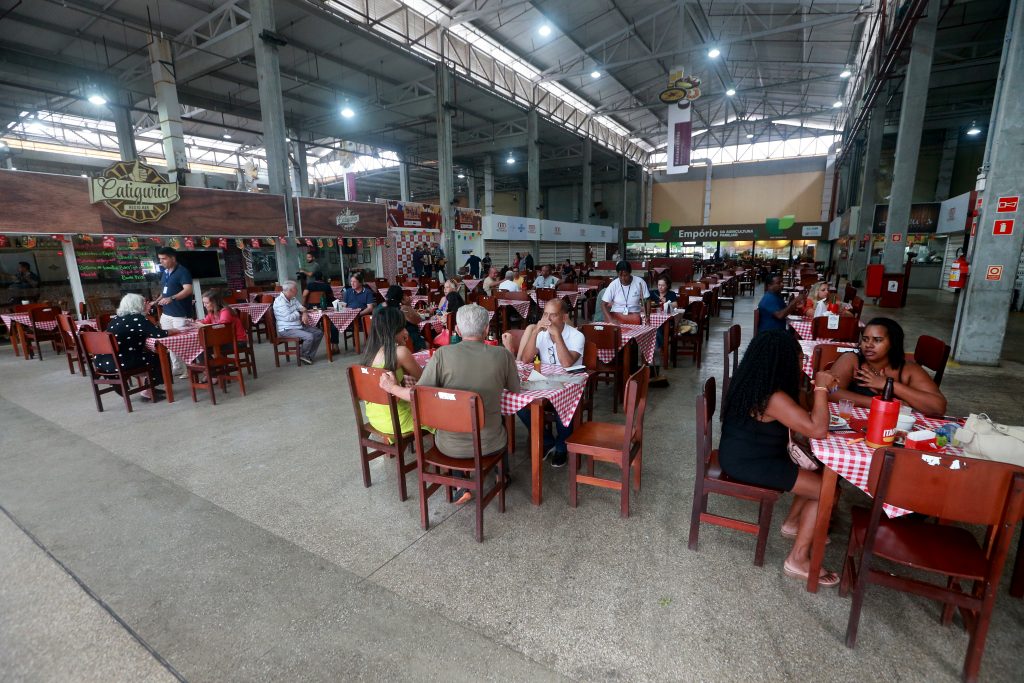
[
  {"xmin": 996, "ymin": 196, "xmax": 1019, "ymax": 213},
  {"xmin": 891, "ymin": 233, "xmax": 902, "ymax": 242},
  {"xmin": 994, "ymin": 219, "xmax": 1014, "ymax": 236},
  {"xmin": 985, "ymin": 265, "xmax": 1003, "ymax": 281}
]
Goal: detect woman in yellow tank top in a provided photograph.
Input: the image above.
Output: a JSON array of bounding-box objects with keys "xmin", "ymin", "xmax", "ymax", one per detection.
[{"xmin": 362, "ymin": 306, "xmax": 427, "ymax": 435}]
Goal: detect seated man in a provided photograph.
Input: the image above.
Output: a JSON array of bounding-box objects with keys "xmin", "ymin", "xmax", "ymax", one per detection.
[
  {"xmin": 757, "ymin": 273, "xmax": 805, "ymax": 334},
  {"xmin": 481, "ymin": 267, "xmax": 501, "ymax": 296},
  {"xmin": 302, "ymin": 271, "xmax": 336, "ymax": 308},
  {"xmin": 498, "ymin": 270, "xmax": 521, "ymax": 293},
  {"xmin": 600, "ymin": 260, "xmax": 650, "ymax": 325},
  {"xmin": 533, "ymin": 264, "xmax": 560, "ymax": 289},
  {"xmin": 343, "ymin": 273, "xmax": 376, "ymax": 317},
  {"xmin": 9, "ymin": 261, "xmax": 40, "ymax": 290},
  {"xmin": 379, "ymin": 304, "xmax": 521, "ymax": 501},
  {"xmin": 273, "ymin": 280, "xmax": 324, "ymax": 364},
  {"xmin": 507, "ymin": 298, "xmax": 584, "ymax": 467}
]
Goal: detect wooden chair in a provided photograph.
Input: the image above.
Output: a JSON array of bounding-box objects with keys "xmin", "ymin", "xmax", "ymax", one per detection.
[
  {"xmin": 812, "ymin": 343, "xmax": 854, "ymax": 375},
  {"xmin": 410, "ymin": 387, "xmax": 509, "ymax": 542},
  {"xmin": 56, "ymin": 313, "xmax": 86, "ymax": 376},
  {"xmin": 503, "ymin": 328, "xmax": 526, "ymax": 357},
  {"xmin": 738, "ymin": 272, "xmax": 755, "ymax": 296},
  {"xmin": 264, "ymin": 309, "xmax": 303, "ymax": 368},
  {"xmin": 578, "ymin": 341, "xmax": 599, "ymax": 422},
  {"xmin": 753, "ymin": 308, "xmax": 760, "ymax": 336},
  {"xmin": 80, "ymin": 331, "xmax": 154, "ymax": 413},
  {"xmin": 688, "ymin": 376, "xmax": 782, "ymax": 566},
  {"xmin": 234, "ymin": 310, "xmax": 258, "ymax": 378},
  {"xmin": 581, "ymin": 323, "xmax": 624, "ymax": 414},
  {"xmin": 186, "ymin": 324, "xmax": 246, "ymax": 404},
  {"xmin": 304, "ymin": 290, "xmax": 327, "ymax": 308},
  {"xmin": 671, "ymin": 301, "xmax": 705, "ymax": 368},
  {"xmin": 849, "ymin": 295, "xmax": 864, "ymax": 320},
  {"xmin": 375, "ymin": 278, "xmax": 389, "ymax": 290},
  {"xmin": 566, "ymin": 366, "xmax": 650, "ymax": 518},
  {"xmin": 912, "ymin": 335, "xmax": 951, "ymax": 387},
  {"xmin": 843, "ymin": 283, "xmax": 857, "ymax": 303},
  {"xmin": 96, "ymin": 312, "xmax": 113, "ymax": 331},
  {"xmin": 23, "ymin": 305, "xmax": 62, "ymax": 360},
  {"xmin": 717, "ymin": 279, "xmax": 736, "ymax": 318},
  {"xmin": 840, "ymin": 448, "xmax": 1024, "ymax": 682},
  {"xmin": 346, "ymin": 365, "xmax": 423, "ymax": 502},
  {"xmin": 722, "ymin": 324, "xmax": 741, "ymax": 398},
  {"xmin": 534, "ymin": 287, "xmax": 556, "ymax": 304},
  {"xmin": 811, "ymin": 315, "xmax": 859, "ymax": 342}
]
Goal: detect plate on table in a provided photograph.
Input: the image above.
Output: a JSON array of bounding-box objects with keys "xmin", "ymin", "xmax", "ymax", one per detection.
[
  {"xmin": 829, "ymin": 415, "xmax": 849, "ymax": 430},
  {"xmin": 521, "ymin": 379, "xmax": 573, "ymax": 391}
]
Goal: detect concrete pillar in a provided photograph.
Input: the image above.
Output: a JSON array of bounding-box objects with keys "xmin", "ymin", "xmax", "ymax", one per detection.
[
  {"xmin": 293, "ymin": 140, "xmax": 309, "ymax": 198},
  {"xmin": 646, "ymin": 172, "xmax": 654, "ymax": 227},
  {"xmin": 934, "ymin": 126, "xmax": 959, "ymax": 201},
  {"xmin": 435, "ymin": 63, "xmax": 456, "ymax": 260},
  {"xmin": 399, "ymin": 157, "xmax": 411, "ymax": 202},
  {"xmin": 61, "ymin": 239, "xmax": 86, "ymax": 318},
  {"xmin": 951, "ymin": 0, "xmax": 1024, "ymax": 364},
  {"xmin": 850, "ymin": 100, "xmax": 886, "ymax": 285},
  {"xmin": 468, "ymin": 170, "xmax": 477, "ymax": 209},
  {"xmin": 620, "ymin": 155, "xmax": 628, "ymax": 228},
  {"xmin": 147, "ymin": 37, "xmax": 189, "ymax": 183},
  {"xmin": 635, "ymin": 168, "xmax": 645, "ymax": 225},
  {"xmin": 527, "ymin": 109, "xmax": 540, "ymax": 219},
  {"xmin": 882, "ymin": 0, "xmax": 938, "ymax": 273},
  {"xmin": 113, "ymin": 99, "xmax": 137, "ymax": 161},
  {"xmin": 581, "ymin": 140, "xmax": 592, "ymax": 221},
  {"xmin": 251, "ymin": 0, "xmax": 294, "ymax": 232},
  {"xmin": 483, "ymin": 155, "xmax": 494, "ymax": 215},
  {"xmin": 572, "ymin": 183, "xmax": 580, "ymax": 222}
]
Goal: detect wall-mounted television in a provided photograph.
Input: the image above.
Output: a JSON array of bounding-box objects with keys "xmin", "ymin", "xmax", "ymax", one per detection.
[{"xmin": 175, "ymin": 250, "xmax": 224, "ymax": 280}]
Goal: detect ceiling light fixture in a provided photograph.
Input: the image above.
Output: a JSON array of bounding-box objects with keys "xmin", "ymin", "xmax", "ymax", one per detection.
[
  {"xmin": 725, "ymin": 88, "xmax": 736, "ymax": 97},
  {"xmin": 223, "ymin": 133, "xmax": 232, "ymax": 140},
  {"xmin": 506, "ymin": 155, "xmax": 515, "ymax": 165},
  {"xmin": 538, "ymin": 24, "xmax": 552, "ymax": 37},
  {"xmin": 341, "ymin": 106, "xmax": 355, "ymax": 118},
  {"xmin": 840, "ymin": 69, "xmax": 852, "ymax": 78},
  {"xmin": 590, "ymin": 70, "xmax": 601, "ymax": 79},
  {"xmin": 746, "ymin": 133, "xmax": 754, "ymax": 139},
  {"xmin": 457, "ymin": 173, "xmax": 465, "ymax": 179},
  {"xmin": 966, "ymin": 122, "xmax": 981, "ymax": 136},
  {"xmin": 80, "ymin": 173, "xmax": 88, "ymax": 177},
  {"xmin": 87, "ymin": 94, "xmax": 107, "ymax": 106},
  {"xmin": 707, "ymin": 48, "xmax": 721, "ymax": 59},
  {"xmin": 833, "ymin": 100, "xmax": 843, "ymax": 108}
]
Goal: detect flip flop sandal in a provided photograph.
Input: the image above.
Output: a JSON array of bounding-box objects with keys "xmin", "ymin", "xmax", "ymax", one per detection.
[{"xmin": 783, "ymin": 561, "xmax": 840, "ymax": 587}]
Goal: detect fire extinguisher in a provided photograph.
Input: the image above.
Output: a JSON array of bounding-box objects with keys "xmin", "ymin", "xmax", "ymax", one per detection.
[{"xmin": 949, "ymin": 249, "xmax": 969, "ymax": 289}]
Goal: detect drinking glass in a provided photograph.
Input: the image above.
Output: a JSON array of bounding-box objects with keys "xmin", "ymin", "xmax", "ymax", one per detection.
[{"xmin": 838, "ymin": 399, "xmax": 854, "ymax": 421}]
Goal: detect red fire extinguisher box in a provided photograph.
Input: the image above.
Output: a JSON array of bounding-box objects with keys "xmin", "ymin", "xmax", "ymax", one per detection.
[{"xmin": 865, "ymin": 264, "xmax": 884, "ymax": 298}]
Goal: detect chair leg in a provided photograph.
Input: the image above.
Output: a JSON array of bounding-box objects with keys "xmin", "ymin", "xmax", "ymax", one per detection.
[
  {"xmin": 120, "ymin": 378, "xmax": 133, "ymax": 413},
  {"xmin": 395, "ymin": 444, "xmax": 408, "ymax": 502},
  {"xmin": 845, "ymin": 556, "xmax": 870, "ymax": 648},
  {"xmin": 418, "ymin": 466, "xmax": 431, "ymax": 531},
  {"xmin": 632, "ymin": 448, "xmax": 642, "ymax": 492},
  {"xmin": 497, "ymin": 460, "xmax": 506, "ymax": 513},
  {"xmin": 687, "ymin": 487, "xmax": 706, "ymax": 552},
  {"xmin": 475, "ymin": 479, "xmax": 485, "ymax": 543},
  {"xmin": 359, "ymin": 447, "xmax": 372, "ymax": 488},
  {"xmin": 91, "ymin": 383, "xmax": 104, "ymax": 413},
  {"xmin": 620, "ymin": 464, "xmax": 630, "ymax": 518},
  {"xmin": 569, "ymin": 450, "xmax": 579, "ymax": 508},
  {"xmin": 753, "ymin": 500, "xmax": 775, "ymax": 567},
  {"xmin": 962, "ymin": 596, "xmax": 997, "ymax": 683}
]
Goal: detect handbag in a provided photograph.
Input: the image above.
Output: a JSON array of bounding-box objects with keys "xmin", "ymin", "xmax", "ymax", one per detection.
[
  {"xmin": 787, "ymin": 430, "xmax": 821, "ymax": 470},
  {"xmin": 955, "ymin": 413, "xmax": 1024, "ymax": 466}
]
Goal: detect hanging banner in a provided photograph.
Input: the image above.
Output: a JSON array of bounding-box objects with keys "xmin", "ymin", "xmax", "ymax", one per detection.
[
  {"xmin": 184, "ymin": 237, "xmax": 195, "ymax": 250},
  {"xmin": 22, "ymin": 236, "xmax": 36, "ymax": 249},
  {"xmin": 250, "ymin": 238, "xmax": 261, "ymax": 249},
  {"xmin": 662, "ymin": 67, "xmax": 699, "ymax": 175},
  {"xmin": 218, "ymin": 237, "xmax": 229, "ymax": 250},
  {"xmin": 101, "ymin": 235, "xmax": 117, "ymax": 249},
  {"xmin": 455, "ymin": 207, "xmax": 482, "ymax": 231},
  {"xmin": 200, "ymin": 236, "xmax": 211, "ymax": 248},
  {"xmin": 386, "ymin": 200, "xmax": 442, "ymax": 230}
]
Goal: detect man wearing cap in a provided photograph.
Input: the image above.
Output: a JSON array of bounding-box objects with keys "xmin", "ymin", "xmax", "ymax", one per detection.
[{"xmin": 600, "ymin": 261, "xmax": 651, "ymax": 325}]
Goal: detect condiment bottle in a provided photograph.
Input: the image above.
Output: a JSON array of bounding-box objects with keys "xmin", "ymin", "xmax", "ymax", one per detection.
[
  {"xmin": 865, "ymin": 377, "xmax": 900, "ymax": 448},
  {"xmin": 534, "ymin": 355, "xmax": 542, "ymax": 373}
]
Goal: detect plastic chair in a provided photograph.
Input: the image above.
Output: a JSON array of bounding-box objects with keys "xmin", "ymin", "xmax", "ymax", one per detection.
[
  {"xmin": 80, "ymin": 330, "xmax": 154, "ymax": 413},
  {"xmin": 566, "ymin": 366, "xmax": 650, "ymax": 518},
  {"xmin": 186, "ymin": 324, "xmax": 247, "ymax": 404},
  {"xmin": 410, "ymin": 386, "xmax": 510, "ymax": 542},
  {"xmin": 687, "ymin": 376, "xmax": 782, "ymax": 566},
  {"xmin": 912, "ymin": 334, "xmax": 951, "ymax": 387},
  {"xmin": 346, "ymin": 365, "xmax": 424, "ymax": 502},
  {"xmin": 840, "ymin": 448, "xmax": 1024, "ymax": 681}
]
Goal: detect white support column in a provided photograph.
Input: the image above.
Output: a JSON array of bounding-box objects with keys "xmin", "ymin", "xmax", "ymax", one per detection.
[
  {"xmin": 581, "ymin": 140, "xmax": 592, "ymax": 221},
  {"xmin": 468, "ymin": 170, "xmax": 477, "ymax": 209},
  {"xmin": 435, "ymin": 62, "xmax": 456, "ymax": 262},
  {"xmin": 527, "ymin": 109, "xmax": 540, "ymax": 219},
  {"xmin": 61, "ymin": 239, "xmax": 86, "ymax": 318},
  {"xmin": 148, "ymin": 37, "xmax": 189, "ymax": 183},
  {"xmin": 483, "ymin": 156, "xmax": 494, "ymax": 215},
  {"xmin": 399, "ymin": 156, "xmax": 411, "ymax": 202}
]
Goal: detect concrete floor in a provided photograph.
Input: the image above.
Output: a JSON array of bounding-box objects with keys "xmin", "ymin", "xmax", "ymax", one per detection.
[{"xmin": 1, "ymin": 287, "xmax": 1023, "ymax": 682}]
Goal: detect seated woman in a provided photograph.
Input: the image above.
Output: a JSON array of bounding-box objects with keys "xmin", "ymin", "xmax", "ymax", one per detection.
[
  {"xmin": 648, "ymin": 273, "xmax": 677, "ymax": 310},
  {"xmin": 384, "ymin": 284, "xmax": 426, "ymax": 351},
  {"xmin": 719, "ymin": 330, "xmax": 837, "ymax": 586},
  {"xmin": 829, "ymin": 317, "xmax": 946, "ymax": 416},
  {"xmin": 361, "ymin": 306, "xmax": 425, "ymax": 435},
  {"xmin": 94, "ymin": 293, "xmax": 168, "ymax": 402},
  {"xmin": 802, "ymin": 281, "xmax": 851, "ymax": 318},
  {"xmin": 436, "ymin": 279, "xmax": 464, "ymax": 317},
  {"xmin": 195, "ymin": 289, "xmax": 248, "ymax": 361}
]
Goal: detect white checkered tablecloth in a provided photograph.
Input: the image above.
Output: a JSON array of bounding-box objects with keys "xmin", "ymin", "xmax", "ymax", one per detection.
[
  {"xmin": 2, "ymin": 313, "xmax": 58, "ymax": 332},
  {"xmin": 496, "ymin": 298, "xmax": 532, "ymax": 318},
  {"xmin": 146, "ymin": 330, "xmax": 204, "ymax": 364},
  {"xmin": 411, "ymin": 351, "xmax": 586, "ymax": 427},
  {"xmin": 811, "ymin": 406, "xmax": 964, "ymax": 518},
  {"xmin": 590, "ymin": 322, "xmax": 660, "ymax": 364},
  {"xmin": 529, "ymin": 291, "xmax": 580, "ymax": 308},
  {"xmin": 307, "ymin": 309, "xmax": 360, "ymax": 333},
  {"xmin": 798, "ymin": 339, "xmax": 857, "ymax": 376},
  {"xmin": 788, "ymin": 315, "xmax": 865, "ymax": 340},
  {"xmin": 230, "ymin": 303, "xmax": 271, "ymax": 324}
]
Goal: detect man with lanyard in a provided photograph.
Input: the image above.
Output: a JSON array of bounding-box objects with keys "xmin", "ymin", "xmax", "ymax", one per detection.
[
  {"xmin": 155, "ymin": 247, "xmax": 194, "ymax": 376},
  {"xmin": 600, "ymin": 261, "xmax": 651, "ymax": 325}
]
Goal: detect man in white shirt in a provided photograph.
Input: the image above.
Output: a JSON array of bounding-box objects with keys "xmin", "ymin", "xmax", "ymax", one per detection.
[
  {"xmin": 497, "ymin": 270, "xmax": 521, "ymax": 293},
  {"xmin": 601, "ymin": 261, "xmax": 651, "ymax": 324},
  {"xmin": 273, "ymin": 280, "xmax": 323, "ymax": 364},
  {"xmin": 507, "ymin": 298, "xmax": 585, "ymax": 467},
  {"xmin": 533, "ymin": 264, "xmax": 560, "ymax": 289},
  {"xmin": 481, "ymin": 267, "xmax": 501, "ymax": 296}
]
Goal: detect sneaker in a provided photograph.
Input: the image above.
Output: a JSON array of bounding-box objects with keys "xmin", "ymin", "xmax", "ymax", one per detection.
[
  {"xmin": 550, "ymin": 451, "xmax": 568, "ymax": 468},
  {"xmin": 300, "ymin": 356, "xmax": 313, "ymax": 365},
  {"xmin": 543, "ymin": 446, "xmax": 556, "ymax": 461}
]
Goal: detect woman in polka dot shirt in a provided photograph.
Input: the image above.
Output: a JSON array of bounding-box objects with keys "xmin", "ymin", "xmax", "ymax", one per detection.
[{"xmin": 94, "ymin": 293, "xmax": 169, "ymax": 401}]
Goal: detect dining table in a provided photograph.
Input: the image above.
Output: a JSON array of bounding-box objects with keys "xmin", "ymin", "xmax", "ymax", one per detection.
[
  {"xmin": 528, "ymin": 290, "xmax": 580, "ymax": 309},
  {"xmin": 229, "ymin": 303, "xmax": 271, "ymax": 324},
  {"xmin": 787, "ymin": 314, "xmax": 865, "ymax": 340},
  {"xmin": 797, "ymin": 339, "xmax": 857, "ymax": 376},
  {"xmin": 1, "ymin": 312, "xmax": 61, "ymax": 360},
  {"xmin": 411, "ymin": 350, "xmax": 589, "ymax": 505},
  {"xmin": 804, "ymin": 404, "xmax": 967, "ymax": 592},
  {"xmin": 495, "ymin": 297, "xmax": 533, "ymax": 319},
  {"xmin": 307, "ymin": 308, "xmax": 362, "ymax": 360},
  {"xmin": 145, "ymin": 328, "xmax": 205, "ymax": 403}
]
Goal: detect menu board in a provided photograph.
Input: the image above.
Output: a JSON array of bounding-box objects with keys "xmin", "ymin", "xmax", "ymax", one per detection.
[{"xmin": 75, "ymin": 243, "xmax": 150, "ymax": 282}]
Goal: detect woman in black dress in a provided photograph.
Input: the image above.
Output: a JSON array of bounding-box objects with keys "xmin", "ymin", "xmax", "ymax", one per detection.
[
  {"xmin": 719, "ymin": 330, "xmax": 837, "ymax": 586},
  {"xmin": 94, "ymin": 293, "xmax": 168, "ymax": 402}
]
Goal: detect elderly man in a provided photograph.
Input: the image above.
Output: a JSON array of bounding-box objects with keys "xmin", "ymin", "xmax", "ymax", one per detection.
[
  {"xmin": 155, "ymin": 247, "xmax": 193, "ymax": 376},
  {"xmin": 533, "ymin": 264, "xmax": 560, "ymax": 289},
  {"xmin": 273, "ymin": 280, "xmax": 323, "ymax": 364},
  {"xmin": 498, "ymin": 270, "xmax": 521, "ymax": 293},
  {"xmin": 481, "ymin": 266, "xmax": 501, "ymax": 296},
  {"xmin": 600, "ymin": 260, "xmax": 650, "ymax": 325},
  {"xmin": 505, "ymin": 298, "xmax": 584, "ymax": 467},
  {"xmin": 379, "ymin": 304, "xmax": 520, "ymax": 499}
]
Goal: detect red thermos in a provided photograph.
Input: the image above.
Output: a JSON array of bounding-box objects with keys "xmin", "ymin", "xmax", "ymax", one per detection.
[{"xmin": 866, "ymin": 378, "xmax": 900, "ymax": 448}]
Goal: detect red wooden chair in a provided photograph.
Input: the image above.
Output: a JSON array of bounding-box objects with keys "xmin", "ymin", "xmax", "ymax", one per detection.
[
  {"xmin": 812, "ymin": 343, "xmax": 854, "ymax": 375},
  {"xmin": 911, "ymin": 334, "xmax": 951, "ymax": 387},
  {"xmin": 566, "ymin": 366, "xmax": 650, "ymax": 518},
  {"xmin": 410, "ymin": 386, "xmax": 510, "ymax": 542},
  {"xmin": 580, "ymin": 323, "xmax": 624, "ymax": 413},
  {"xmin": 80, "ymin": 331, "xmax": 155, "ymax": 413},
  {"xmin": 346, "ymin": 365, "xmax": 424, "ymax": 502},
  {"xmin": 56, "ymin": 313, "xmax": 86, "ymax": 376},
  {"xmin": 840, "ymin": 448, "xmax": 1024, "ymax": 682},
  {"xmin": 722, "ymin": 324, "xmax": 741, "ymax": 398},
  {"xmin": 849, "ymin": 295, "xmax": 864, "ymax": 320},
  {"xmin": 234, "ymin": 310, "xmax": 258, "ymax": 378},
  {"xmin": 811, "ymin": 315, "xmax": 859, "ymax": 342},
  {"xmin": 25, "ymin": 305, "xmax": 62, "ymax": 360},
  {"xmin": 263, "ymin": 309, "xmax": 303, "ymax": 368},
  {"xmin": 671, "ymin": 301, "xmax": 705, "ymax": 368},
  {"xmin": 186, "ymin": 324, "xmax": 247, "ymax": 404},
  {"xmin": 687, "ymin": 376, "xmax": 782, "ymax": 566}
]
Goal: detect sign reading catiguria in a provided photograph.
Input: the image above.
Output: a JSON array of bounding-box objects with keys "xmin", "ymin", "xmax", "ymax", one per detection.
[{"xmin": 88, "ymin": 160, "xmax": 180, "ymax": 223}]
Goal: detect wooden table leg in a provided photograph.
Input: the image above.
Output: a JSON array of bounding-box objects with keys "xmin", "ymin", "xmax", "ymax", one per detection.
[
  {"xmin": 806, "ymin": 467, "xmax": 838, "ymax": 593},
  {"xmin": 530, "ymin": 399, "xmax": 544, "ymax": 505},
  {"xmin": 661, "ymin": 320, "xmax": 672, "ymax": 368},
  {"xmin": 157, "ymin": 345, "xmax": 175, "ymax": 403},
  {"xmin": 1010, "ymin": 521, "xmax": 1024, "ymax": 599},
  {"xmin": 17, "ymin": 322, "xmax": 32, "ymax": 360},
  {"xmin": 353, "ymin": 317, "xmax": 362, "ymax": 354},
  {"xmin": 323, "ymin": 317, "xmax": 334, "ymax": 362}
]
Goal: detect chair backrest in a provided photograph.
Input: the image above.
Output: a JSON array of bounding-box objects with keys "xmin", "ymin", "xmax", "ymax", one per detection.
[
  {"xmin": 843, "ymin": 284, "xmax": 857, "ymax": 303},
  {"xmin": 96, "ymin": 313, "xmax": 113, "ymax": 331},
  {"xmin": 582, "ymin": 340, "xmax": 598, "ymax": 372},
  {"xmin": 260, "ymin": 294, "xmax": 276, "ymax": 304},
  {"xmin": 29, "ymin": 306, "xmax": 60, "ymax": 324},
  {"xmin": 264, "ymin": 309, "xmax": 281, "ymax": 343},
  {"xmin": 496, "ymin": 290, "xmax": 530, "ymax": 301},
  {"xmin": 375, "ymin": 278, "xmax": 389, "ymax": 290},
  {"xmin": 79, "ymin": 330, "xmax": 119, "ymax": 373},
  {"xmin": 581, "ymin": 323, "xmax": 622, "ymax": 352},
  {"xmin": 476, "ymin": 295, "xmax": 496, "ymax": 312},
  {"xmin": 360, "ymin": 314, "xmax": 373, "ymax": 336},
  {"xmin": 913, "ymin": 334, "xmax": 951, "ymax": 386},
  {"xmin": 722, "ymin": 325, "xmax": 740, "ymax": 397},
  {"xmin": 849, "ymin": 296, "xmax": 864, "ymax": 319},
  {"xmin": 695, "ymin": 376, "xmax": 717, "ymax": 471},
  {"xmin": 535, "ymin": 287, "xmax": 556, "ymax": 302},
  {"xmin": 236, "ymin": 310, "xmax": 255, "ymax": 345},
  {"xmin": 867, "ymin": 448, "xmax": 1024, "ymax": 528},
  {"xmin": 557, "ymin": 283, "xmax": 577, "ymax": 291},
  {"xmin": 199, "ymin": 323, "xmax": 235, "ymax": 356},
  {"xmin": 504, "ymin": 329, "xmax": 525, "ymax": 355},
  {"xmin": 347, "ymin": 365, "xmax": 402, "ymax": 433},
  {"xmin": 56, "ymin": 313, "xmax": 79, "ymax": 347},
  {"xmin": 223, "ymin": 292, "xmax": 241, "ymax": 304},
  {"xmin": 811, "ymin": 315, "xmax": 859, "ymax": 342},
  {"xmin": 621, "ymin": 366, "xmax": 651, "ymax": 453},
  {"xmin": 410, "ymin": 387, "xmax": 486, "ymax": 456},
  {"xmin": 684, "ymin": 301, "xmax": 705, "ymax": 326},
  {"xmin": 811, "ymin": 343, "xmax": 854, "ymax": 374}
]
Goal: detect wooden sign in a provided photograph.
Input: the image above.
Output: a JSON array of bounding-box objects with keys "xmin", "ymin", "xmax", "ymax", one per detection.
[{"xmin": 88, "ymin": 160, "xmax": 180, "ymax": 223}]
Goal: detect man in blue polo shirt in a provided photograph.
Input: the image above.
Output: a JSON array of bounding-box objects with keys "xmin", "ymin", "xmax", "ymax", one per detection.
[
  {"xmin": 343, "ymin": 273, "xmax": 376, "ymax": 316},
  {"xmin": 156, "ymin": 247, "xmax": 194, "ymax": 375},
  {"xmin": 756, "ymin": 273, "xmax": 805, "ymax": 334}
]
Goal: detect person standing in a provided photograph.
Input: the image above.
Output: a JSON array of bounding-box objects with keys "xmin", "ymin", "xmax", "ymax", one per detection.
[
  {"xmin": 463, "ymin": 253, "xmax": 482, "ymax": 279},
  {"xmin": 522, "ymin": 251, "xmax": 534, "ymax": 271},
  {"xmin": 273, "ymin": 280, "xmax": 323, "ymax": 364},
  {"xmin": 412, "ymin": 245, "xmax": 424, "ymax": 279},
  {"xmin": 481, "ymin": 252, "xmax": 492, "ymax": 275},
  {"xmin": 155, "ymin": 247, "xmax": 193, "ymax": 376},
  {"xmin": 432, "ymin": 243, "xmax": 446, "ymax": 279},
  {"xmin": 600, "ymin": 261, "xmax": 650, "ymax": 325}
]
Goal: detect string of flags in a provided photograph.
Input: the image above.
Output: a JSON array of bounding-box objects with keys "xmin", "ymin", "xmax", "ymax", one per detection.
[{"xmin": 0, "ymin": 234, "xmax": 398, "ymax": 250}]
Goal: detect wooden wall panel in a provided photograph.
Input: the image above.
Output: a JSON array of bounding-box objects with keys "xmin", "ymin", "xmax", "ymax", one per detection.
[{"xmin": 294, "ymin": 197, "xmax": 387, "ymax": 237}]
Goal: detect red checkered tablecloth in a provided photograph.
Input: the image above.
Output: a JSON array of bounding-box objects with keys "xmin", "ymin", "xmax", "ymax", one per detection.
[
  {"xmin": 410, "ymin": 295, "xmax": 430, "ymax": 307},
  {"xmin": 529, "ymin": 291, "xmax": 580, "ymax": 308},
  {"xmin": 589, "ymin": 322, "xmax": 660, "ymax": 364},
  {"xmin": 798, "ymin": 339, "xmax": 857, "ymax": 376},
  {"xmin": 496, "ymin": 298, "xmax": 532, "ymax": 318},
  {"xmin": 577, "ymin": 285, "xmax": 596, "ymax": 296},
  {"xmin": 331, "ymin": 286, "xmax": 345, "ymax": 299},
  {"xmin": 145, "ymin": 330, "xmax": 204, "ymax": 364},
  {"xmin": 788, "ymin": 315, "xmax": 865, "ymax": 340},
  {"xmin": 76, "ymin": 319, "xmax": 97, "ymax": 330},
  {"xmin": 412, "ymin": 351, "xmax": 586, "ymax": 427},
  {"xmin": 811, "ymin": 406, "xmax": 964, "ymax": 518},
  {"xmin": 2, "ymin": 313, "xmax": 59, "ymax": 332},
  {"xmin": 230, "ymin": 303, "xmax": 271, "ymax": 323},
  {"xmin": 307, "ymin": 308, "xmax": 360, "ymax": 333}
]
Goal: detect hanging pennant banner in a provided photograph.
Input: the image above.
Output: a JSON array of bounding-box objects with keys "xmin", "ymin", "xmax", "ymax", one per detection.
[
  {"xmin": 326, "ymin": 238, "xmax": 334, "ymax": 247},
  {"xmin": 278, "ymin": 236, "xmax": 287, "ymax": 245},
  {"xmin": 218, "ymin": 237, "xmax": 229, "ymax": 250},
  {"xmin": 316, "ymin": 238, "xmax": 324, "ymax": 248},
  {"xmin": 0, "ymin": 235, "xmax": 7, "ymax": 248},
  {"xmin": 184, "ymin": 237, "xmax": 195, "ymax": 250},
  {"xmin": 79, "ymin": 233, "xmax": 94, "ymax": 243},
  {"xmin": 22, "ymin": 236, "xmax": 37, "ymax": 249},
  {"xmin": 264, "ymin": 238, "xmax": 275, "ymax": 246},
  {"xmin": 102, "ymin": 235, "xmax": 117, "ymax": 249},
  {"xmin": 304, "ymin": 238, "xmax": 313, "ymax": 247},
  {"xmin": 168, "ymin": 237, "xmax": 181, "ymax": 250},
  {"xmin": 250, "ymin": 238, "xmax": 261, "ymax": 249},
  {"xmin": 235, "ymin": 238, "xmax": 245, "ymax": 249},
  {"xmin": 200, "ymin": 237, "xmax": 211, "ymax": 248},
  {"xmin": 127, "ymin": 236, "xmax": 139, "ymax": 249}
]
